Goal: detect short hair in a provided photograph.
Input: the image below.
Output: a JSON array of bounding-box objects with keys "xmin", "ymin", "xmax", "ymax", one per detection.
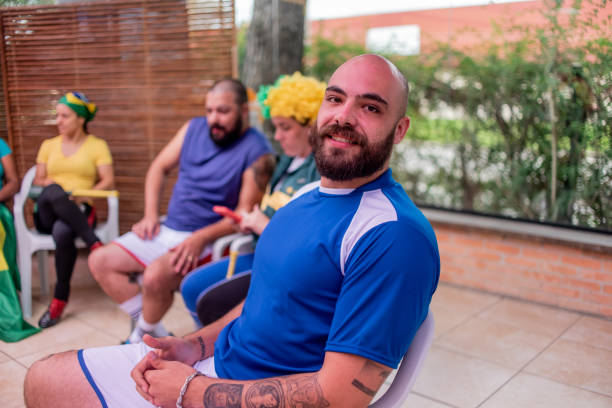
[{"xmin": 209, "ymin": 78, "xmax": 248, "ymax": 106}]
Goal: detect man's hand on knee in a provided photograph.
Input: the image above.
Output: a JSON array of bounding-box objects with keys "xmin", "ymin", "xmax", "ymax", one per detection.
[
  {"xmin": 132, "ymin": 216, "xmax": 160, "ymax": 240},
  {"xmin": 169, "ymin": 235, "xmax": 204, "ymax": 275}
]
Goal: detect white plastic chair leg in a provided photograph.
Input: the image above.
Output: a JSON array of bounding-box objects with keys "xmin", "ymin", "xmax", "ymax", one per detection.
[
  {"xmin": 18, "ymin": 249, "xmax": 33, "ymax": 318},
  {"xmin": 37, "ymin": 251, "xmax": 49, "ymax": 297}
]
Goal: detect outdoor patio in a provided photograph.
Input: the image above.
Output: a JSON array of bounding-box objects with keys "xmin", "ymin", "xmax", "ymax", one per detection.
[{"xmin": 1, "ymin": 281, "xmax": 611, "ymax": 407}]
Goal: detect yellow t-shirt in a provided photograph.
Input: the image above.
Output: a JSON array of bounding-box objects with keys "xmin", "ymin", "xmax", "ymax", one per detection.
[{"xmin": 36, "ymin": 135, "xmax": 112, "ymax": 192}]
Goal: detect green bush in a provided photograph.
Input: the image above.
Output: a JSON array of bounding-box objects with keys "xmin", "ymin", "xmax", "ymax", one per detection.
[{"xmin": 304, "ymin": 0, "xmax": 611, "ymax": 231}]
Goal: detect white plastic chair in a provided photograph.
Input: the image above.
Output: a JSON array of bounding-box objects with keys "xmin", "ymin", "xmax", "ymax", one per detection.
[
  {"xmin": 13, "ymin": 166, "xmax": 119, "ymax": 318},
  {"xmin": 211, "ymin": 232, "xmax": 245, "ymax": 261},
  {"xmin": 370, "ymin": 309, "xmax": 435, "ymax": 407}
]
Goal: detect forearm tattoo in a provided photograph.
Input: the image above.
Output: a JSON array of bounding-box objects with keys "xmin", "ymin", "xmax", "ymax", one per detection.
[
  {"xmin": 203, "ymin": 375, "xmax": 329, "ymax": 408},
  {"xmin": 286, "ymin": 375, "xmax": 330, "ymax": 408},
  {"xmin": 245, "ymin": 379, "xmax": 283, "ymax": 408},
  {"xmin": 350, "ymin": 379, "xmax": 376, "ymax": 397},
  {"xmin": 203, "ymin": 383, "xmax": 243, "ymax": 408},
  {"xmin": 351, "ymin": 361, "xmax": 391, "ymax": 397},
  {"xmin": 198, "ymin": 336, "xmax": 206, "ymax": 359}
]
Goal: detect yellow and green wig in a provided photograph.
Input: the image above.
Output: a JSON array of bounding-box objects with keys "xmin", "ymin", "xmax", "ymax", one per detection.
[
  {"xmin": 58, "ymin": 92, "xmax": 97, "ymax": 122},
  {"xmin": 257, "ymin": 72, "xmax": 326, "ymax": 126}
]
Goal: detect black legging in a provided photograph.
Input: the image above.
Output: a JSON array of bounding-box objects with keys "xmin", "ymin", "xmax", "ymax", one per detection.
[{"xmin": 33, "ymin": 184, "xmax": 99, "ymax": 302}]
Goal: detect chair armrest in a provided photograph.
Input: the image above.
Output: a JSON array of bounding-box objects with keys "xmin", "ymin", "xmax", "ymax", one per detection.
[
  {"xmin": 104, "ymin": 194, "xmax": 120, "ymax": 241},
  {"xmin": 211, "ymin": 233, "xmax": 245, "ymax": 261},
  {"xmin": 12, "ymin": 194, "xmax": 26, "ymax": 231},
  {"xmin": 230, "ymin": 234, "xmax": 254, "ymax": 254},
  {"xmin": 71, "ymin": 189, "xmax": 119, "ymax": 198},
  {"xmin": 14, "ymin": 166, "xmax": 37, "ymax": 232}
]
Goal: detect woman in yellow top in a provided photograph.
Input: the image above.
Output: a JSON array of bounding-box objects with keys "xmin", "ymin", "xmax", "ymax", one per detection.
[{"xmin": 33, "ymin": 92, "xmax": 114, "ymax": 328}]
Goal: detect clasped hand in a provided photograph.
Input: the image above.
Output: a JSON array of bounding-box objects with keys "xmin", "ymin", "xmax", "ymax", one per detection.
[{"xmin": 131, "ymin": 335, "xmax": 202, "ymax": 407}]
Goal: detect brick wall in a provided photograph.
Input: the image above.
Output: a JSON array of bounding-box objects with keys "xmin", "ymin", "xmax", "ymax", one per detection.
[{"xmin": 433, "ymin": 222, "xmax": 612, "ymax": 317}]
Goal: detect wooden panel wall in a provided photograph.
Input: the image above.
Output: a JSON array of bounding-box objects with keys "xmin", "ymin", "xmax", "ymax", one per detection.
[{"xmin": 0, "ymin": 0, "xmax": 235, "ymax": 232}]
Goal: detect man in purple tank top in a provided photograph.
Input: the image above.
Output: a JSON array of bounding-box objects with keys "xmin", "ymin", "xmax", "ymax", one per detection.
[{"xmin": 88, "ymin": 79, "xmax": 274, "ymax": 343}]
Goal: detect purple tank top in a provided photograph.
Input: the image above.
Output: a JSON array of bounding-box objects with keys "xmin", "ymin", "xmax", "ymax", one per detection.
[{"xmin": 164, "ymin": 117, "xmax": 271, "ymax": 231}]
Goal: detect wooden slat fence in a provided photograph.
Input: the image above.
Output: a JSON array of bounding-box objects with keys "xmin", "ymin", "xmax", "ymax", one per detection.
[{"xmin": 0, "ymin": 0, "xmax": 235, "ymax": 232}]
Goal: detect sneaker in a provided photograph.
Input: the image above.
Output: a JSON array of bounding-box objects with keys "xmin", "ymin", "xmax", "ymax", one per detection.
[
  {"xmin": 121, "ymin": 326, "xmax": 174, "ymax": 344},
  {"xmin": 38, "ymin": 298, "xmax": 67, "ymax": 329},
  {"xmin": 123, "ymin": 326, "xmax": 153, "ymax": 344},
  {"xmin": 38, "ymin": 309, "xmax": 60, "ymax": 328}
]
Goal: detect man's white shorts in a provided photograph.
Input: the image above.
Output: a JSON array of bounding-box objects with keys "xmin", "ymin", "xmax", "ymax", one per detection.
[
  {"xmin": 113, "ymin": 225, "xmax": 212, "ymax": 267},
  {"xmin": 78, "ymin": 343, "xmax": 217, "ymax": 408}
]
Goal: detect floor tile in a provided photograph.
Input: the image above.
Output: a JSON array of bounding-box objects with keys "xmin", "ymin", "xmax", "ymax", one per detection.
[
  {"xmin": 163, "ymin": 300, "xmax": 198, "ymax": 338},
  {"xmin": 431, "ymin": 285, "xmax": 501, "ymax": 338},
  {"xmin": 477, "ymin": 298, "xmax": 580, "ymax": 337},
  {"xmin": 0, "ymin": 318, "xmax": 98, "ymax": 358},
  {"xmin": 402, "ymin": 393, "xmax": 454, "ymax": 407},
  {"xmin": 431, "ymin": 285, "xmax": 501, "ymax": 315},
  {"xmin": 430, "ymin": 305, "xmax": 473, "ymax": 340},
  {"xmin": 0, "ymin": 360, "xmax": 27, "ymax": 408},
  {"xmin": 413, "ymin": 346, "xmax": 515, "ymax": 408},
  {"xmin": 561, "ymin": 316, "xmax": 612, "ymax": 352},
  {"xmin": 0, "ymin": 351, "xmax": 10, "ymax": 363},
  {"xmin": 481, "ymin": 373, "xmax": 612, "ymax": 408},
  {"xmin": 64, "ymin": 286, "xmax": 118, "ymax": 311},
  {"xmin": 435, "ymin": 315, "xmax": 554, "ymax": 369},
  {"xmin": 525, "ymin": 338, "xmax": 612, "ymax": 396},
  {"xmin": 75, "ymin": 305, "xmax": 133, "ymax": 340}
]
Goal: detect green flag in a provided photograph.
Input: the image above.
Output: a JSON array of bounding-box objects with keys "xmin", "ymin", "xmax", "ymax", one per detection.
[{"xmin": 0, "ymin": 204, "xmax": 40, "ymax": 342}]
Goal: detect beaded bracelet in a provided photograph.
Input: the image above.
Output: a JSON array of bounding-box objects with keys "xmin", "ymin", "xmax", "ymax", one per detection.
[{"xmin": 176, "ymin": 371, "xmax": 203, "ymax": 408}]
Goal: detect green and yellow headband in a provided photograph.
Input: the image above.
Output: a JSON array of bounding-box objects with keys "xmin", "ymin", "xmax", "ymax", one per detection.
[
  {"xmin": 59, "ymin": 92, "xmax": 97, "ymax": 122},
  {"xmin": 256, "ymin": 72, "xmax": 326, "ymax": 126}
]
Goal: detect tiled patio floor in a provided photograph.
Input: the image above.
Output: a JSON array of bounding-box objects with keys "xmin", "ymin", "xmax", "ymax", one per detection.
[{"xmin": 1, "ymin": 282, "xmax": 611, "ymax": 407}]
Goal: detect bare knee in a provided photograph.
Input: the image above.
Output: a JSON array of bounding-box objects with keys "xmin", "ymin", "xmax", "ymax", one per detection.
[
  {"xmin": 24, "ymin": 356, "xmax": 47, "ymax": 407},
  {"xmin": 88, "ymin": 246, "xmax": 107, "ymax": 281},
  {"xmin": 24, "ymin": 351, "xmax": 81, "ymax": 407},
  {"xmin": 88, "ymin": 244, "xmax": 141, "ymax": 281},
  {"xmin": 142, "ymin": 258, "xmax": 180, "ymax": 294},
  {"xmin": 142, "ymin": 265, "xmax": 170, "ymax": 294}
]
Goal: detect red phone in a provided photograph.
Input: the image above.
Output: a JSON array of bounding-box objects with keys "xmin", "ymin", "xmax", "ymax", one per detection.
[{"xmin": 213, "ymin": 205, "xmax": 242, "ymax": 223}]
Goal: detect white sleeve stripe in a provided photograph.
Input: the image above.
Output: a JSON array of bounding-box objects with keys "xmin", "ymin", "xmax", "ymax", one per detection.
[{"xmin": 340, "ymin": 189, "xmax": 398, "ymax": 275}]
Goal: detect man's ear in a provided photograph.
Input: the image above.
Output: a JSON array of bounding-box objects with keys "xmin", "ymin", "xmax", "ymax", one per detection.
[{"xmin": 393, "ymin": 116, "xmax": 410, "ymax": 144}]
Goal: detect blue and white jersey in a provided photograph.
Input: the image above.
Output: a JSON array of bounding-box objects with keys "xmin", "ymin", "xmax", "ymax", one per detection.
[{"xmin": 214, "ymin": 169, "xmax": 440, "ymax": 380}]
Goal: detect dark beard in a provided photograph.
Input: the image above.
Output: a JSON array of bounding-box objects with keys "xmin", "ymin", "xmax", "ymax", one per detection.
[
  {"xmin": 209, "ymin": 115, "xmax": 243, "ymax": 147},
  {"xmin": 309, "ymin": 123, "xmax": 395, "ymax": 181}
]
